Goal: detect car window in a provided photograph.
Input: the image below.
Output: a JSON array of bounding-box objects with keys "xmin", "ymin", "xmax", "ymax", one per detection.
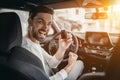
[
  {"xmin": 1, "ymin": 5, "xmax": 120, "ymax": 37},
  {"xmin": 54, "ymin": 6, "xmax": 120, "ymax": 33}
]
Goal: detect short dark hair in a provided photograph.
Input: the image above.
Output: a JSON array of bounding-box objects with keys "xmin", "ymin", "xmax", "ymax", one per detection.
[{"xmin": 29, "ymin": 5, "xmax": 54, "ymax": 19}]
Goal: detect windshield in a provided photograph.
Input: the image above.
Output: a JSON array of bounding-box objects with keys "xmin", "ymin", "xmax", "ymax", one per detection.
[{"xmin": 54, "ymin": 5, "xmax": 120, "ymax": 33}]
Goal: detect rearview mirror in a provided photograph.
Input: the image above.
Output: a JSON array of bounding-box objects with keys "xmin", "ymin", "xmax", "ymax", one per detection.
[{"xmin": 85, "ymin": 12, "xmax": 108, "ymax": 19}]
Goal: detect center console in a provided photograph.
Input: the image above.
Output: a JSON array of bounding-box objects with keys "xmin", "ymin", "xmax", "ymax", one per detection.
[{"xmin": 84, "ymin": 32, "xmax": 113, "ymax": 58}]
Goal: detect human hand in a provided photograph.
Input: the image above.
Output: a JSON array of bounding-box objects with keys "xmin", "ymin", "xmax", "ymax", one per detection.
[
  {"xmin": 68, "ymin": 52, "xmax": 78, "ymax": 66},
  {"xmin": 58, "ymin": 32, "xmax": 73, "ymax": 51},
  {"xmin": 55, "ymin": 32, "xmax": 73, "ymax": 60},
  {"xmin": 64, "ymin": 52, "xmax": 78, "ymax": 73}
]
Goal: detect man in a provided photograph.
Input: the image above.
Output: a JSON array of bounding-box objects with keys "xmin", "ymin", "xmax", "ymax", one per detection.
[{"xmin": 22, "ymin": 5, "xmax": 84, "ymax": 80}]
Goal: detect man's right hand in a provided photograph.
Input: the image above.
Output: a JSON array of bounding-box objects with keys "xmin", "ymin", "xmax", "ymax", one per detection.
[{"xmin": 55, "ymin": 33, "xmax": 73, "ymax": 60}]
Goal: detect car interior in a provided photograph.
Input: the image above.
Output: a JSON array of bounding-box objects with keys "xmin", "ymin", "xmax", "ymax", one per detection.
[{"xmin": 0, "ymin": 0, "xmax": 120, "ymax": 80}]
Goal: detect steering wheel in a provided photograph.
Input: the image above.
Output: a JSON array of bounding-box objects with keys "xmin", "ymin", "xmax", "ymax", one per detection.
[{"xmin": 48, "ymin": 31, "xmax": 79, "ymax": 59}]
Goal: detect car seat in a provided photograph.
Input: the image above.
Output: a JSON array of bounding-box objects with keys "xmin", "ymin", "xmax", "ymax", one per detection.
[{"xmin": 0, "ymin": 12, "xmax": 49, "ymax": 80}]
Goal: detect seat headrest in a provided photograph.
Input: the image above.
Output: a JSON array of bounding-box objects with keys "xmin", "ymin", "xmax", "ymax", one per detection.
[{"xmin": 0, "ymin": 12, "xmax": 22, "ymax": 53}]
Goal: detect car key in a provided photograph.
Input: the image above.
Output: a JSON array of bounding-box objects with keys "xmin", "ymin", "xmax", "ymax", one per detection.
[{"xmin": 61, "ymin": 30, "xmax": 67, "ymax": 39}]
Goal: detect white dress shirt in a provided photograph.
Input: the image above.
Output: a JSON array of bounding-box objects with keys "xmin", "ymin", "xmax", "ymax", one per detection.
[{"xmin": 22, "ymin": 37, "xmax": 68, "ymax": 80}]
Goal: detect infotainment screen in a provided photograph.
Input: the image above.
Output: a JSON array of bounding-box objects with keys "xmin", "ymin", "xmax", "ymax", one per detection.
[{"xmin": 85, "ymin": 32, "xmax": 112, "ymax": 47}]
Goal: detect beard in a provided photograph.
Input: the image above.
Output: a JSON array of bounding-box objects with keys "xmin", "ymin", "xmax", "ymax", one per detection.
[
  {"xmin": 33, "ymin": 33, "xmax": 45, "ymax": 42},
  {"xmin": 32, "ymin": 28, "xmax": 47, "ymax": 42}
]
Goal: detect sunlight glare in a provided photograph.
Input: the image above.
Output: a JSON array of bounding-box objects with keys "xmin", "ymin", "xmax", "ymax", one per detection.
[{"xmin": 113, "ymin": 5, "xmax": 120, "ymax": 12}]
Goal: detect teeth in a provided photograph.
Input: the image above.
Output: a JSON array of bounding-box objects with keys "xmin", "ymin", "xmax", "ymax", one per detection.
[{"xmin": 39, "ymin": 31, "xmax": 46, "ymax": 35}]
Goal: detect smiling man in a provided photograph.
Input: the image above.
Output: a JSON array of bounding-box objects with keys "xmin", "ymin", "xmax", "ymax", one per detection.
[{"xmin": 22, "ymin": 5, "xmax": 84, "ymax": 80}]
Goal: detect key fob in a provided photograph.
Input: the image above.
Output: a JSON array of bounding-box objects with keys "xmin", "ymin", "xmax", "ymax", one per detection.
[{"xmin": 61, "ymin": 30, "xmax": 67, "ymax": 39}]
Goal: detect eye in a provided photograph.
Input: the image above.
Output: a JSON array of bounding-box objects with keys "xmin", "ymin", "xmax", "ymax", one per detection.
[
  {"xmin": 47, "ymin": 22, "xmax": 52, "ymax": 26},
  {"xmin": 38, "ymin": 20, "xmax": 43, "ymax": 24},
  {"xmin": 37, "ymin": 19, "xmax": 46, "ymax": 26}
]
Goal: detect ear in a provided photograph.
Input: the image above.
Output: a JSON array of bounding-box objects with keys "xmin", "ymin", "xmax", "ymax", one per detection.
[{"xmin": 28, "ymin": 18, "xmax": 33, "ymax": 26}]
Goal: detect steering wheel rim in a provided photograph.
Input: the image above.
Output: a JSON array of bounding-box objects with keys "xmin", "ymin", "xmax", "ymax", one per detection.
[{"xmin": 48, "ymin": 31, "xmax": 78, "ymax": 58}]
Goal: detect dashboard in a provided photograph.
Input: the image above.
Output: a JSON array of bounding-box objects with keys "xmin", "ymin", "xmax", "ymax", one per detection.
[
  {"xmin": 76, "ymin": 32, "xmax": 116, "ymax": 73},
  {"xmin": 79, "ymin": 32, "xmax": 114, "ymax": 59},
  {"xmin": 85, "ymin": 32, "xmax": 113, "ymax": 48}
]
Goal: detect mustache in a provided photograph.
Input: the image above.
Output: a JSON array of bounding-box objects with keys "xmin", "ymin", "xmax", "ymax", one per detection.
[{"xmin": 40, "ymin": 29, "xmax": 46, "ymax": 32}]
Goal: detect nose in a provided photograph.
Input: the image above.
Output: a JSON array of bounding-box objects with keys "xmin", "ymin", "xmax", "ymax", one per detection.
[{"xmin": 42, "ymin": 23, "xmax": 48, "ymax": 32}]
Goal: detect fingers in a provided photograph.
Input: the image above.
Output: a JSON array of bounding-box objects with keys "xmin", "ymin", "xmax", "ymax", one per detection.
[
  {"xmin": 67, "ymin": 32, "xmax": 72, "ymax": 39},
  {"xmin": 64, "ymin": 33, "xmax": 73, "ymax": 45},
  {"xmin": 59, "ymin": 33, "xmax": 73, "ymax": 46},
  {"xmin": 67, "ymin": 52, "xmax": 78, "ymax": 66},
  {"xmin": 59, "ymin": 32, "xmax": 72, "ymax": 40},
  {"xmin": 69, "ymin": 52, "xmax": 78, "ymax": 59},
  {"xmin": 58, "ymin": 32, "xmax": 73, "ymax": 51}
]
